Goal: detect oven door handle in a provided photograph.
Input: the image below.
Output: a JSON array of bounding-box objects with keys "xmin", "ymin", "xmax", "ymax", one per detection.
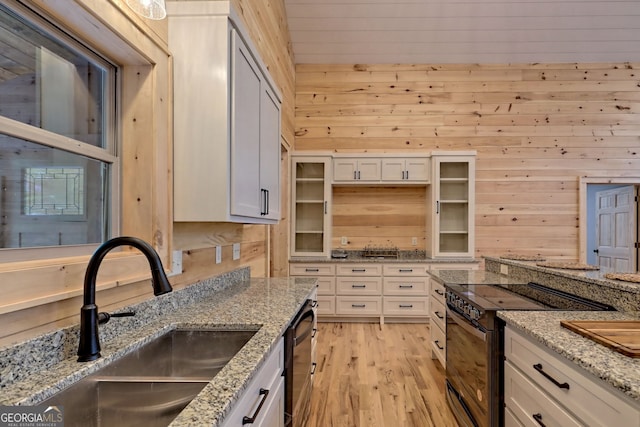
[
  {"xmin": 293, "ymin": 309, "xmax": 315, "ymax": 346},
  {"xmin": 447, "ymin": 307, "xmax": 487, "ymax": 342}
]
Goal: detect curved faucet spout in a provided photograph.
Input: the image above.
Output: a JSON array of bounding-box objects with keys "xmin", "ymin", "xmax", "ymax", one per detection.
[{"xmin": 78, "ymin": 236, "xmax": 173, "ymax": 362}]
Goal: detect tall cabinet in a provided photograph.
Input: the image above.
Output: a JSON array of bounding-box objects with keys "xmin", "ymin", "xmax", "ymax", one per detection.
[
  {"xmin": 291, "ymin": 156, "xmax": 332, "ymax": 257},
  {"xmin": 427, "ymin": 152, "xmax": 476, "ymax": 258},
  {"xmin": 168, "ymin": 1, "xmax": 282, "ymax": 223}
]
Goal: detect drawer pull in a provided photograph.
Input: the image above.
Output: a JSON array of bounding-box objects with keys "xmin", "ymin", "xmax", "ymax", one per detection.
[
  {"xmin": 399, "ymin": 284, "xmax": 414, "ymax": 289},
  {"xmin": 352, "ymin": 304, "xmax": 366, "ymax": 308},
  {"xmin": 351, "ymin": 268, "xmax": 366, "ymax": 272},
  {"xmin": 533, "ymin": 363, "xmax": 570, "ymax": 390},
  {"xmin": 311, "ymin": 300, "xmax": 318, "ymax": 308},
  {"xmin": 352, "ymin": 284, "xmax": 366, "ymax": 288},
  {"xmin": 311, "ymin": 362, "xmax": 317, "ymax": 375},
  {"xmin": 242, "ymin": 388, "xmax": 269, "ymax": 425},
  {"xmin": 399, "ymin": 268, "xmax": 413, "ymax": 273},
  {"xmin": 305, "ymin": 268, "xmax": 319, "ymax": 272},
  {"xmin": 399, "ymin": 304, "xmax": 413, "ymax": 308},
  {"xmin": 532, "ymin": 413, "xmax": 547, "ymax": 427},
  {"xmin": 435, "ymin": 289, "xmax": 444, "ymax": 296},
  {"xmin": 435, "ymin": 340, "xmax": 444, "ymax": 350},
  {"xmin": 312, "ymin": 328, "xmax": 317, "ymax": 338},
  {"xmin": 435, "ymin": 311, "xmax": 444, "ymax": 319}
]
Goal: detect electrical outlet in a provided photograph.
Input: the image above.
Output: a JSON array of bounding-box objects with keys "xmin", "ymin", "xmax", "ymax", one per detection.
[
  {"xmin": 169, "ymin": 250, "xmax": 182, "ymax": 277},
  {"xmin": 341, "ymin": 236, "xmax": 348, "ymax": 245},
  {"xmin": 215, "ymin": 246, "xmax": 222, "ymax": 264},
  {"xmin": 411, "ymin": 237, "xmax": 418, "ymax": 246},
  {"xmin": 233, "ymin": 243, "xmax": 240, "ymax": 260}
]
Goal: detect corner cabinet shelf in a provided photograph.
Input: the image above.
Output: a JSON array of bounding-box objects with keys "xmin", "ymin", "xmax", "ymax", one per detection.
[
  {"xmin": 168, "ymin": 1, "xmax": 282, "ymax": 224},
  {"xmin": 427, "ymin": 152, "xmax": 476, "ymax": 258},
  {"xmin": 291, "ymin": 156, "xmax": 332, "ymax": 257}
]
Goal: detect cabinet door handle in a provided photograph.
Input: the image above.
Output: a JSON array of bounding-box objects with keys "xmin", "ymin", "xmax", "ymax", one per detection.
[
  {"xmin": 435, "ymin": 340, "xmax": 444, "ymax": 350},
  {"xmin": 310, "ymin": 362, "xmax": 317, "ymax": 375},
  {"xmin": 532, "ymin": 413, "xmax": 547, "ymax": 427},
  {"xmin": 358, "ymin": 170, "xmax": 361, "ymax": 179},
  {"xmin": 533, "ymin": 363, "xmax": 570, "ymax": 389},
  {"xmin": 406, "ymin": 170, "xmax": 409, "ymax": 180},
  {"xmin": 435, "ymin": 311, "xmax": 444, "ymax": 319},
  {"xmin": 312, "ymin": 328, "xmax": 317, "ymax": 338},
  {"xmin": 353, "ymin": 171, "xmax": 357, "ymax": 180},
  {"xmin": 351, "ymin": 304, "xmax": 366, "ymax": 308},
  {"xmin": 436, "ymin": 200, "xmax": 440, "ymax": 214},
  {"xmin": 324, "ymin": 201, "xmax": 327, "ymax": 214},
  {"xmin": 399, "ymin": 284, "xmax": 414, "ymax": 289},
  {"xmin": 402, "ymin": 170, "xmax": 406, "ymax": 180},
  {"xmin": 351, "ymin": 284, "xmax": 366, "ymax": 288},
  {"xmin": 399, "ymin": 304, "xmax": 413, "ymax": 308},
  {"xmin": 242, "ymin": 388, "xmax": 270, "ymax": 425},
  {"xmin": 265, "ymin": 189, "xmax": 269, "ymax": 215}
]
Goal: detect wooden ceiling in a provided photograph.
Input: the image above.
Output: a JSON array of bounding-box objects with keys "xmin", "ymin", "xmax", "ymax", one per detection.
[{"xmin": 284, "ymin": 0, "xmax": 640, "ymax": 64}]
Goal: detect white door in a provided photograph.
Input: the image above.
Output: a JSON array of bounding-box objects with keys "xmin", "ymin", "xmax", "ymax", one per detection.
[
  {"xmin": 595, "ymin": 186, "xmax": 637, "ymax": 272},
  {"xmin": 230, "ymin": 30, "xmax": 261, "ymax": 218}
]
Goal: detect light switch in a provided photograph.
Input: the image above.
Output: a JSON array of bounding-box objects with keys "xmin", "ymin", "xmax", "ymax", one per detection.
[
  {"xmin": 233, "ymin": 243, "xmax": 240, "ymax": 260},
  {"xmin": 341, "ymin": 236, "xmax": 348, "ymax": 245},
  {"xmin": 215, "ymin": 246, "xmax": 222, "ymax": 264}
]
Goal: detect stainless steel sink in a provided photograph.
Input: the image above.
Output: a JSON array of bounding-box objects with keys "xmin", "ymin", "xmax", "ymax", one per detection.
[{"xmin": 40, "ymin": 328, "xmax": 258, "ymax": 427}]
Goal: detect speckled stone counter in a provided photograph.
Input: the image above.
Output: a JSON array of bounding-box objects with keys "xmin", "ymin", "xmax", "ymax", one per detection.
[
  {"xmin": 290, "ymin": 250, "xmax": 479, "ymax": 265},
  {"xmin": 499, "ymin": 310, "xmax": 640, "ymax": 402},
  {"xmin": 0, "ymin": 268, "xmax": 317, "ymax": 427},
  {"xmin": 428, "ymin": 269, "xmax": 529, "ymax": 286},
  {"xmin": 484, "ymin": 256, "xmax": 640, "ymax": 312}
]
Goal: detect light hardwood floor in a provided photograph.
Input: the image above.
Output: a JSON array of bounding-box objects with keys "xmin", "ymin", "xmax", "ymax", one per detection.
[{"xmin": 307, "ymin": 322, "xmax": 459, "ymax": 427}]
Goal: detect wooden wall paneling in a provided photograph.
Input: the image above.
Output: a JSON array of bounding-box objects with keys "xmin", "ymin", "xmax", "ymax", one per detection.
[{"xmin": 294, "ymin": 62, "xmax": 640, "ymax": 260}]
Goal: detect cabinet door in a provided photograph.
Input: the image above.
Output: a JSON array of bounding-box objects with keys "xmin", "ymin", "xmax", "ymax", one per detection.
[
  {"xmin": 291, "ymin": 157, "xmax": 332, "ymax": 257},
  {"xmin": 357, "ymin": 158, "xmax": 382, "ymax": 181},
  {"xmin": 230, "ymin": 30, "xmax": 261, "ymax": 218},
  {"xmin": 405, "ymin": 158, "xmax": 430, "ymax": 182},
  {"xmin": 260, "ymin": 83, "xmax": 280, "ymax": 220},
  {"xmin": 333, "ymin": 158, "xmax": 359, "ymax": 181},
  {"xmin": 381, "ymin": 159, "xmax": 405, "ymax": 181}
]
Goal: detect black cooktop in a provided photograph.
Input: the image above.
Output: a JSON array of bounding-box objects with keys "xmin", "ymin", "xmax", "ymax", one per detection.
[{"xmin": 446, "ymin": 282, "xmax": 616, "ymax": 312}]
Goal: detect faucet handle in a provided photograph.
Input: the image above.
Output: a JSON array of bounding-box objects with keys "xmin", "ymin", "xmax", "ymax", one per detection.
[{"xmin": 98, "ymin": 311, "xmax": 136, "ymax": 325}]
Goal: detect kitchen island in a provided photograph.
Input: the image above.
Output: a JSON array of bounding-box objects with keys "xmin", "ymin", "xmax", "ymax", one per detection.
[{"xmin": 0, "ymin": 268, "xmax": 317, "ymax": 426}]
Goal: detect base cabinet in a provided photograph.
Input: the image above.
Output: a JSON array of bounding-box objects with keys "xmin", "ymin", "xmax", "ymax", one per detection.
[
  {"xmin": 429, "ymin": 279, "xmax": 446, "ymax": 367},
  {"xmin": 221, "ymin": 338, "xmax": 284, "ymax": 427},
  {"xmin": 504, "ymin": 326, "xmax": 640, "ymax": 427}
]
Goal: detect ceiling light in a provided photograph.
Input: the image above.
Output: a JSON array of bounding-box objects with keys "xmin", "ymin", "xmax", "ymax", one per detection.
[{"xmin": 125, "ymin": 0, "xmax": 167, "ymax": 20}]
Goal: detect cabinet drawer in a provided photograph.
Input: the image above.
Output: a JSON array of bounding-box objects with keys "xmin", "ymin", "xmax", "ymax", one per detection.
[
  {"xmin": 383, "ymin": 277, "xmax": 429, "ymax": 295},
  {"xmin": 290, "ymin": 263, "xmax": 335, "ymax": 276},
  {"xmin": 336, "ymin": 264, "xmax": 382, "ymax": 276},
  {"xmin": 505, "ymin": 327, "xmax": 640, "ymax": 427},
  {"xmin": 430, "ymin": 320, "xmax": 446, "ymax": 365},
  {"xmin": 222, "ymin": 338, "xmax": 284, "ymax": 427},
  {"xmin": 336, "ymin": 296, "xmax": 382, "ymax": 315},
  {"xmin": 383, "ymin": 297, "xmax": 429, "ymax": 316},
  {"xmin": 504, "ymin": 361, "xmax": 582, "ymax": 427},
  {"xmin": 504, "ymin": 407, "xmax": 524, "ymax": 427},
  {"xmin": 429, "ymin": 297, "xmax": 446, "ymax": 330},
  {"xmin": 382, "ymin": 264, "xmax": 428, "ymax": 276},
  {"xmin": 430, "ymin": 280, "xmax": 446, "ymax": 302},
  {"xmin": 316, "ymin": 295, "xmax": 335, "ymax": 315},
  {"xmin": 316, "ymin": 277, "xmax": 336, "ymax": 295},
  {"xmin": 336, "ymin": 277, "xmax": 382, "ymax": 295}
]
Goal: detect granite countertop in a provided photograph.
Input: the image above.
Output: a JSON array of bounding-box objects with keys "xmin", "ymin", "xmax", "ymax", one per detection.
[
  {"xmin": 428, "ymin": 269, "xmax": 529, "ymax": 286},
  {"xmin": 0, "ymin": 269, "xmax": 317, "ymax": 427},
  {"xmin": 290, "ymin": 250, "xmax": 478, "ymax": 264},
  {"xmin": 499, "ymin": 310, "xmax": 640, "ymax": 402}
]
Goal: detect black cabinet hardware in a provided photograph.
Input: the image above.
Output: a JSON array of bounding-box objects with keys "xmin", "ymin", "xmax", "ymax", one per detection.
[
  {"xmin": 533, "ymin": 363, "xmax": 570, "ymax": 389},
  {"xmin": 532, "ymin": 413, "xmax": 546, "ymax": 427},
  {"xmin": 242, "ymin": 388, "xmax": 269, "ymax": 425}
]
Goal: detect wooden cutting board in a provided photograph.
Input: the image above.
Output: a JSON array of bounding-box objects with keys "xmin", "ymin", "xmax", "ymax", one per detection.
[{"xmin": 560, "ymin": 320, "xmax": 640, "ymax": 358}]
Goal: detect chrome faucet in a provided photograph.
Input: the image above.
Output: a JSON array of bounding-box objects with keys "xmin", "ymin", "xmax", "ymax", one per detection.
[{"xmin": 77, "ymin": 236, "xmax": 173, "ymax": 362}]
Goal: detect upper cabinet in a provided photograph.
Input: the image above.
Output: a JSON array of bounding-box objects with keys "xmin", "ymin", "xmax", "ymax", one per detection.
[
  {"xmin": 333, "ymin": 156, "xmax": 430, "ymax": 184},
  {"xmin": 168, "ymin": 1, "xmax": 282, "ymax": 223},
  {"xmin": 333, "ymin": 158, "xmax": 381, "ymax": 182},
  {"xmin": 426, "ymin": 152, "xmax": 476, "ymax": 258}
]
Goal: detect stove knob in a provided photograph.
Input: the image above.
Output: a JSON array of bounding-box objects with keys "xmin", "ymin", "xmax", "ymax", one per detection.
[{"xmin": 470, "ymin": 308, "xmax": 480, "ymax": 321}]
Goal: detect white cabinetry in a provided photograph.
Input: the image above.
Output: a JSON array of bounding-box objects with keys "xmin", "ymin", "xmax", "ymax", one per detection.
[
  {"xmin": 333, "ymin": 158, "xmax": 381, "ymax": 182},
  {"xmin": 504, "ymin": 325, "xmax": 640, "ymax": 427},
  {"xmin": 427, "ymin": 152, "xmax": 476, "ymax": 257},
  {"xmin": 221, "ymin": 337, "xmax": 285, "ymax": 427},
  {"xmin": 335, "ymin": 264, "xmax": 383, "ymax": 316},
  {"xmin": 429, "ymin": 279, "xmax": 446, "ymax": 367},
  {"xmin": 381, "ymin": 158, "xmax": 430, "ymax": 182},
  {"xmin": 168, "ymin": 1, "xmax": 281, "ymax": 223},
  {"xmin": 289, "ymin": 263, "xmax": 336, "ymax": 316},
  {"xmin": 291, "ymin": 157, "xmax": 332, "ymax": 257}
]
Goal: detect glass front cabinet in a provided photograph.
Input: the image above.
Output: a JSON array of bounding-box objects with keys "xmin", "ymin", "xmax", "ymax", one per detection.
[
  {"xmin": 427, "ymin": 152, "xmax": 476, "ymax": 258},
  {"xmin": 291, "ymin": 156, "xmax": 332, "ymax": 257}
]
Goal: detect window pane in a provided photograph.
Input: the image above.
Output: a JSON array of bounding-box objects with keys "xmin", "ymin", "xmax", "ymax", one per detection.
[
  {"xmin": 0, "ymin": 134, "xmax": 109, "ymax": 249},
  {"xmin": 0, "ymin": 4, "xmax": 108, "ymax": 148}
]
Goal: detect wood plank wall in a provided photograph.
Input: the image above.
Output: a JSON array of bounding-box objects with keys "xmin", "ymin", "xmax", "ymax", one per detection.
[{"xmin": 294, "ymin": 63, "xmax": 640, "ymax": 259}]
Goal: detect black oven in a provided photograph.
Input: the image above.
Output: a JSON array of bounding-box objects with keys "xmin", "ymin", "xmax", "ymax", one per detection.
[
  {"xmin": 444, "ymin": 281, "xmax": 616, "ymax": 427},
  {"xmin": 284, "ymin": 299, "xmax": 315, "ymax": 427}
]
